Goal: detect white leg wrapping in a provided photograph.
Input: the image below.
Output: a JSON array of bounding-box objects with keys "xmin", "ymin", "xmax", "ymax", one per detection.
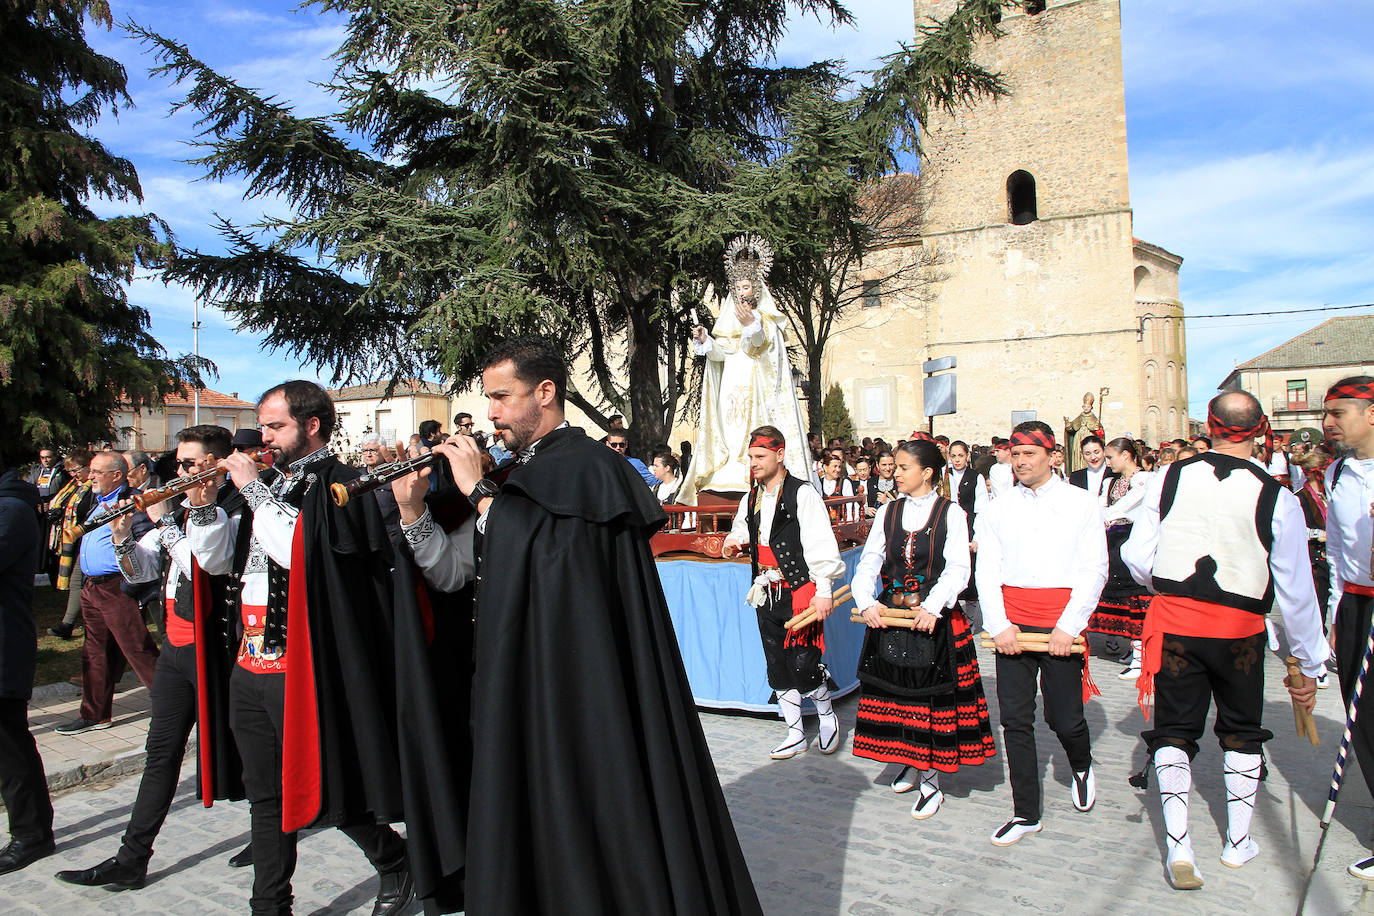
[
  {"xmin": 920, "ymin": 769, "xmax": 941, "ymax": 797},
  {"xmin": 1154, "ymin": 746, "xmax": 1202, "ymax": 887},
  {"xmin": 771, "ymin": 690, "xmax": 806, "ymax": 758},
  {"xmin": 808, "ymin": 683, "xmax": 841, "ymax": 753},
  {"xmin": 1222, "ymin": 751, "xmax": 1261, "ymax": 867}
]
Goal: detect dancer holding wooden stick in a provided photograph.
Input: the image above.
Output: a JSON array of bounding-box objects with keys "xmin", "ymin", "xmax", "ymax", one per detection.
[
  {"xmin": 849, "ymin": 439, "xmax": 994, "ymax": 819},
  {"xmin": 722, "ymin": 425, "xmax": 847, "ymax": 759},
  {"xmin": 975, "ymin": 421, "xmax": 1108, "ymax": 848},
  {"xmin": 1319, "ymin": 376, "xmax": 1374, "ymax": 881},
  {"xmin": 1122, "ymin": 390, "xmax": 1328, "ymax": 891}
]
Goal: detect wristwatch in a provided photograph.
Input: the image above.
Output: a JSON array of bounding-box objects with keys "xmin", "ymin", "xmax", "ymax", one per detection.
[{"xmin": 467, "ymin": 478, "xmax": 499, "ymax": 509}]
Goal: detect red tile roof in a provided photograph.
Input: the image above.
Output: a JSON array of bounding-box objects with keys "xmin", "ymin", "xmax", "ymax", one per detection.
[{"xmin": 162, "ymin": 386, "xmax": 255, "ymax": 409}]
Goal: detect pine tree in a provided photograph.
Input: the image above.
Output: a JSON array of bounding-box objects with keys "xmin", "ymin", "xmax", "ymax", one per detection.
[
  {"xmin": 132, "ymin": 0, "xmax": 1009, "ymax": 453},
  {"xmin": 820, "ymin": 382, "xmax": 855, "ymax": 445},
  {"xmin": 0, "ymin": 0, "xmax": 197, "ymax": 467}
]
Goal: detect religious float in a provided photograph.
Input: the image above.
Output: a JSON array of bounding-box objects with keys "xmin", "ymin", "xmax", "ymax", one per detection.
[{"xmin": 650, "ymin": 234, "xmax": 871, "ymax": 712}]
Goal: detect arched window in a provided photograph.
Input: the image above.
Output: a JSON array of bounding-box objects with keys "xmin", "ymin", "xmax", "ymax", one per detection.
[
  {"xmin": 1007, "ymin": 171, "xmax": 1037, "ymax": 225},
  {"xmin": 1134, "ymin": 265, "xmax": 1150, "ymax": 294},
  {"xmin": 1144, "ymin": 360, "xmax": 1157, "ymax": 399},
  {"xmin": 1169, "ymin": 407, "xmax": 1179, "ymax": 438},
  {"xmin": 1155, "ymin": 316, "xmax": 1168, "ymax": 354},
  {"xmin": 1166, "ymin": 361, "xmax": 1177, "ymax": 396},
  {"xmin": 1145, "ymin": 406, "xmax": 1161, "ymax": 445}
]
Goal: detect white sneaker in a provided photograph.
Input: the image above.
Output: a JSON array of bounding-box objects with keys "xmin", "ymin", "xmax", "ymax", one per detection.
[
  {"xmin": 990, "ymin": 818, "xmax": 1041, "ymax": 846},
  {"xmin": 910, "ymin": 789, "xmax": 943, "ymax": 820},
  {"xmin": 1348, "ymin": 855, "xmax": 1374, "ymax": 880},
  {"xmin": 892, "ymin": 767, "xmax": 918, "ymax": 794},
  {"xmin": 1221, "ymin": 837, "xmax": 1259, "ymax": 869},
  {"xmin": 1317, "ymin": 674, "xmax": 1331, "ymax": 690},
  {"xmin": 770, "ymin": 733, "xmax": 807, "ymax": 760},
  {"xmin": 1119, "ymin": 664, "xmax": 1141, "ymax": 681},
  {"xmin": 1167, "ymin": 847, "xmax": 1204, "ymax": 890},
  {"xmin": 1072, "ymin": 766, "xmax": 1096, "ymax": 811}
]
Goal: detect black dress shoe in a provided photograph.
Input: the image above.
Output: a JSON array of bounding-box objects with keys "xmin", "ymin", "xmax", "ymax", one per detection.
[
  {"xmin": 372, "ymin": 867, "xmax": 415, "ymax": 916},
  {"xmin": 0, "ymin": 837, "xmax": 54, "ymax": 875},
  {"xmin": 47, "ymin": 622, "xmax": 75, "ymax": 640},
  {"xmin": 54, "ymin": 856, "xmax": 147, "ymax": 890},
  {"xmin": 228, "ymin": 844, "xmax": 253, "ymax": 868}
]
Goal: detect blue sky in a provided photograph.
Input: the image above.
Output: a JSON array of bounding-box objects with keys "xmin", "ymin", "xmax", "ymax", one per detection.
[{"xmin": 84, "ymin": 0, "xmax": 1374, "ymax": 417}]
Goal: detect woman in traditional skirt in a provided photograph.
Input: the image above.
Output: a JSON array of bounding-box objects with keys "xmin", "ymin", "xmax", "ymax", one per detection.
[
  {"xmin": 1086, "ymin": 437, "xmax": 1152, "ymax": 680},
  {"xmin": 851, "ymin": 438, "xmax": 995, "ymax": 820}
]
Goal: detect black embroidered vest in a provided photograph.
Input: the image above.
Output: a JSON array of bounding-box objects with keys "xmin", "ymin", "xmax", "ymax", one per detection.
[
  {"xmin": 747, "ymin": 474, "xmax": 812, "ymax": 590},
  {"xmin": 880, "ymin": 496, "xmax": 951, "ymax": 603}
]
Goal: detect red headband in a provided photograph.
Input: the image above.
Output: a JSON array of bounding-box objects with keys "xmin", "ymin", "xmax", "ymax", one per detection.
[
  {"xmin": 749, "ymin": 434, "xmax": 784, "ymax": 451},
  {"xmin": 1207, "ymin": 408, "xmax": 1273, "ymax": 448},
  {"xmin": 1010, "ymin": 429, "xmax": 1055, "ymax": 451},
  {"xmin": 908, "ymin": 431, "xmax": 934, "ymax": 442},
  {"xmin": 1326, "ymin": 381, "xmax": 1374, "ymax": 402}
]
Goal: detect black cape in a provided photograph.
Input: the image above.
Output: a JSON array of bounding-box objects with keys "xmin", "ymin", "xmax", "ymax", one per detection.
[{"xmin": 467, "ymin": 426, "xmax": 762, "ymax": 915}]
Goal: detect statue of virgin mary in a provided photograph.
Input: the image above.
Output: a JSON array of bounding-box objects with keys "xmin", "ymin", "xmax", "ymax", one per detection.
[{"xmin": 676, "ymin": 234, "xmax": 813, "ymax": 504}]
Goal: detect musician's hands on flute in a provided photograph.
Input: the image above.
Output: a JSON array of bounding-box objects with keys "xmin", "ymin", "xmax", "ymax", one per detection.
[
  {"xmin": 182, "ymin": 455, "xmax": 218, "ymax": 508},
  {"xmin": 433, "ymin": 437, "xmax": 484, "ymax": 497},
  {"xmin": 992, "ymin": 624, "xmax": 1023, "ymax": 656},
  {"xmin": 391, "ymin": 445, "xmax": 433, "ymax": 525},
  {"xmin": 1047, "ymin": 627, "xmax": 1076, "ymax": 658},
  {"xmin": 221, "ymin": 451, "xmax": 261, "ymax": 492},
  {"xmin": 109, "ymin": 504, "xmax": 134, "ymax": 542},
  {"xmin": 1285, "ymin": 669, "xmax": 1318, "ymax": 714}
]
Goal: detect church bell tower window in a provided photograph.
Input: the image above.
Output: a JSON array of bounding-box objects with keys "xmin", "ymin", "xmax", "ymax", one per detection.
[{"xmin": 1007, "ymin": 170, "xmax": 1038, "ymax": 225}]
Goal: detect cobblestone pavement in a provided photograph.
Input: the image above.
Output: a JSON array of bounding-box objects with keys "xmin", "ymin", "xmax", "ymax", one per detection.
[{"xmin": 4, "ymin": 648, "xmax": 1374, "ymax": 914}]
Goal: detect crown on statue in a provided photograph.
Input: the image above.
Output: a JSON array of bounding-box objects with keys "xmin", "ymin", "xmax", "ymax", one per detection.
[{"xmin": 723, "ymin": 233, "xmax": 774, "ymax": 292}]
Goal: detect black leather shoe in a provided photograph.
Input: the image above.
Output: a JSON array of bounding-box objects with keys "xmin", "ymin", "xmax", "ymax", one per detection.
[
  {"xmin": 47, "ymin": 622, "xmax": 75, "ymax": 640},
  {"xmin": 228, "ymin": 844, "xmax": 253, "ymax": 868},
  {"xmin": 0, "ymin": 837, "xmax": 54, "ymax": 875},
  {"xmin": 372, "ymin": 867, "xmax": 415, "ymax": 916},
  {"xmin": 54, "ymin": 856, "xmax": 146, "ymax": 890}
]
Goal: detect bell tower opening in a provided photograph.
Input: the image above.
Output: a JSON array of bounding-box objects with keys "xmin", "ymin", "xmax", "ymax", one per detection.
[{"xmin": 1007, "ymin": 170, "xmax": 1038, "ymax": 225}]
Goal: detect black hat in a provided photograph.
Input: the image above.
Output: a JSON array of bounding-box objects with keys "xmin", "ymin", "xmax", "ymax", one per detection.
[{"xmin": 232, "ymin": 428, "xmax": 263, "ymax": 450}]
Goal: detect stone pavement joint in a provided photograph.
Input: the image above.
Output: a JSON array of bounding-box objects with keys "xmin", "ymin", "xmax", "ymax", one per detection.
[{"xmin": 3, "ymin": 650, "xmax": 1374, "ymax": 913}]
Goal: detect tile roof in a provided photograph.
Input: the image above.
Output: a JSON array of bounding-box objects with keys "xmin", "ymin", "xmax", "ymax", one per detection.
[
  {"xmin": 162, "ymin": 386, "xmax": 255, "ymax": 409},
  {"xmin": 1235, "ymin": 315, "xmax": 1374, "ymax": 370},
  {"xmin": 329, "ymin": 378, "xmax": 449, "ymax": 400}
]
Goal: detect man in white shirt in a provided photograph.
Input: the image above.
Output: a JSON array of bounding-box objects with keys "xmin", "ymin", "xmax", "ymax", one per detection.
[
  {"xmin": 976, "ymin": 421, "xmax": 1107, "ymax": 847},
  {"xmin": 1320, "ymin": 377, "xmax": 1374, "ymax": 882},
  {"xmin": 1123, "ymin": 391, "xmax": 1326, "ymax": 890},
  {"xmin": 723, "ymin": 425, "xmax": 847, "ymax": 759},
  {"xmin": 988, "ymin": 439, "xmax": 1015, "ymax": 498}
]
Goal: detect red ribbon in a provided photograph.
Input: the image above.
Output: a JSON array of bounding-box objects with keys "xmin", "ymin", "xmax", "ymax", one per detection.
[
  {"xmin": 749, "ymin": 434, "xmax": 784, "ymax": 451},
  {"xmin": 1010, "ymin": 429, "xmax": 1055, "ymax": 451},
  {"xmin": 1207, "ymin": 408, "xmax": 1273, "ymax": 453},
  {"xmin": 1326, "ymin": 381, "xmax": 1374, "ymax": 402}
]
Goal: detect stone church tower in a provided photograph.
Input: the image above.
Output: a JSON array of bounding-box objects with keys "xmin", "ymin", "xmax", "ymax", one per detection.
[{"xmin": 823, "ymin": 0, "xmax": 1187, "ymax": 445}]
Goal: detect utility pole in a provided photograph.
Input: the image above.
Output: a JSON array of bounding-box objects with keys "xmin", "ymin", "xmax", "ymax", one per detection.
[{"xmin": 192, "ymin": 299, "xmax": 201, "ymax": 424}]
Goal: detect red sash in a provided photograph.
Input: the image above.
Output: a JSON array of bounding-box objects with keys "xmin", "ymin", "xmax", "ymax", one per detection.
[
  {"xmin": 1345, "ymin": 583, "xmax": 1374, "ymax": 598},
  {"xmin": 164, "ymin": 597, "xmax": 194, "ymax": 647},
  {"xmin": 757, "ymin": 545, "xmax": 822, "ymax": 650},
  {"xmin": 1136, "ymin": 594, "xmax": 1265, "ymax": 718},
  {"xmin": 1002, "ymin": 586, "xmax": 1100, "ymax": 703}
]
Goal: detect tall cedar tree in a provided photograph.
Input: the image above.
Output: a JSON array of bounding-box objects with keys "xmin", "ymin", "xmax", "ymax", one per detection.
[
  {"xmin": 0, "ymin": 0, "xmax": 198, "ymax": 468},
  {"xmin": 132, "ymin": 0, "xmax": 1008, "ymax": 455},
  {"xmin": 820, "ymin": 381, "xmax": 855, "ymax": 445}
]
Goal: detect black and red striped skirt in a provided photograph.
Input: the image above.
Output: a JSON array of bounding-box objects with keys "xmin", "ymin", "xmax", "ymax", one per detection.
[
  {"xmin": 852, "ymin": 608, "xmax": 996, "ymax": 772},
  {"xmin": 1087, "ymin": 523, "xmax": 1148, "ymax": 640}
]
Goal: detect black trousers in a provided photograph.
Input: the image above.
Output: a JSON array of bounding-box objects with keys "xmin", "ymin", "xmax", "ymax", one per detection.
[
  {"xmin": 995, "ymin": 647, "xmax": 1092, "ymax": 822},
  {"xmin": 230, "ymin": 667, "xmax": 406, "ymax": 915},
  {"xmin": 116, "ymin": 640, "xmax": 199, "ymax": 867},
  {"xmin": 1335, "ymin": 593, "xmax": 1374, "ymax": 798},
  {"xmin": 756, "ymin": 588, "xmax": 824, "ymax": 693},
  {"xmin": 0, "ymin": 697, "xmax": 53, "ymax": 845},
  {"xmin": 1142, "ymin": 631, "xmax": 1271, "ymax": 759}
]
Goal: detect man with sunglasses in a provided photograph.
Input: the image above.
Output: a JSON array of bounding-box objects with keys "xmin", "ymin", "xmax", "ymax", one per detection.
[
  {"xmin": 56, "ymin": 425, "xmax": 250, "ymax": 890},
  {"xmin": 605, "ymin": 429, "xmax": 657, "ymax": 488},
  {"xmin": 55, "ymin": 453, "xmax": 159, "ymax": 734}
]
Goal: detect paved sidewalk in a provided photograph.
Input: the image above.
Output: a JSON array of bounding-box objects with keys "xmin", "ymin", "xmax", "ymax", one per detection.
[
  {"xmin": 3, "ymin": 648, "xmax": 1374, "ymax": 913},
  {"xmin": 29, "ymin": 674, "xmax": 160, "ymax": 792}
]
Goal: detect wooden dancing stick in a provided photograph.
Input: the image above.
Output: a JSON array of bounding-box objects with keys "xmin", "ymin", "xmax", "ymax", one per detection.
[
  {"xmin": 980, "ymin": 639, "xmax": 1086, "ymax": 655},
  {"xmin": 783, "ymin": 584, "xmax": 855, "ymax": 632},
  {"xmin": 979, "ymin": 631, "xmax": 1085, "ymax": 646},
  {"xmin": 1285, "ymin": 657, "xmax": 1320, "ymax": 746},
  {"xmin": 850, "ymin": 614, "xmax": 919, "ymax": 629}
]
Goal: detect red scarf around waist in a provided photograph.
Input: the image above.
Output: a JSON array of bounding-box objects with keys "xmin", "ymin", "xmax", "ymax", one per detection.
[
  {"xmin": 757, "ymin": 545, "xmax": 822, "ymax": 650},
  {"xmin": 1001, "ymin": 586, "xmax": 1100, "ymax": 703},
  {"xmin": 1136, "ymin": 593, "xmax": 1265, "ymax": 718}
]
